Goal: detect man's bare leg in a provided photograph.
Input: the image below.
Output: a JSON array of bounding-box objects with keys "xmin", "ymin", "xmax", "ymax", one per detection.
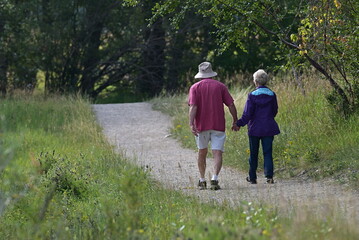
[
  {"xmin": 212, "ymin": 150, "xmax": 223, "ymax": 176},
  {"xmin": 210, "ymin": 150, "xmax": 222, "ymax": 190},
  {"xmin": 198, "ymin": 148, "xmax": 208, "ymax": 179}
]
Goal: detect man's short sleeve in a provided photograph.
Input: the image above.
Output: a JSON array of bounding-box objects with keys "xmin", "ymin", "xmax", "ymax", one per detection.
[
  {"xmin": 188, "ymin": 85, "xmax": 197, "ymax": 105},
  {"xmin": 222, "ymin": 86, "xmax": 234, "ymax": 106}
]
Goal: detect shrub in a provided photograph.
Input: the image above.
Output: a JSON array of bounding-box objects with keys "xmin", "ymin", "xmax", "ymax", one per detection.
[{"xmin": 38, "ymin": 151, "xmax": 91, "ymax": 199}]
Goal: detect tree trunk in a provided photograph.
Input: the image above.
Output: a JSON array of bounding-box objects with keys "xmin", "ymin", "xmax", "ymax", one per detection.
[
  {"xmin": 79, "ymin": 24, "xmax": 103, "ymax": 95},
  {"xmin": 137, "ymin": 0, "xmax": 166, "ymax": 97},
  {"xmin": 78, "ymin": 3, "xmax": 104, "ymax": 96},
  {"xmin": 139, "ymin": 17, "xmax": 166, "ymax": 97},
  {"xmin": 165, "ymin": 33, "xmax": 184, "ymax": 92}
]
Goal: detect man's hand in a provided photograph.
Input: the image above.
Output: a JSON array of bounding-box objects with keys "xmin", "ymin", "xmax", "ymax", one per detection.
[
  {"xmin": 190, "ymin": 125, "xmax": 199, "ymax": 136},
  {"xmin": 228, "ymin": 104, "xmax": 239, "ymax": 132},
  {"xmin": 189, "ymin": 104, "xmax": 198, "ymax": 136}
]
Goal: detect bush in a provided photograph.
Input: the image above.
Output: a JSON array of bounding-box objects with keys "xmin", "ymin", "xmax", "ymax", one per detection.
[{"xmin": 38, "ymin": 151, "xmax": 91, "ymax": 199}]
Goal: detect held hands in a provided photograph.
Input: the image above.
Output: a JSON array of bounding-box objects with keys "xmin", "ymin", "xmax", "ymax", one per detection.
[
  {"xmin": 232, "ymin": 123, "xmax": 240, "ymax": 131},
  {"xmin": 190, "ymin": 123, "xmax": 240, "ymax": 135}
]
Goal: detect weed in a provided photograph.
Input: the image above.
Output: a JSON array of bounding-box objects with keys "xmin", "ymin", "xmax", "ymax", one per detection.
[{"xmin": 38, "ymin": 151, "xmax": 91, "ymax": 199}]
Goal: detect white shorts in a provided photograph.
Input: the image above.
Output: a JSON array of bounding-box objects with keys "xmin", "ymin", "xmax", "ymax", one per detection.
[{"xmin": 195, "ymin": 130, "xmax": 226, "ymax": 152}]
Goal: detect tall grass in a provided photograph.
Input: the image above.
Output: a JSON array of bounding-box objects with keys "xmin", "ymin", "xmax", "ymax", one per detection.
[
  {"xmin": 272, "ymin": 79, "xmax": 359, "ymax": 183},
  {"xmin": 0, "ymin": 94, "xmax": 357, "ymax": 239},
  {"xmin": 152, "ymin": 75, "xmax": 359, "ymax": 188}
]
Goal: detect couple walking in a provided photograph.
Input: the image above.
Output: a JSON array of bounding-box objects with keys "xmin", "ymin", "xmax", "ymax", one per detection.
[{"xmin": 188, "ymin": 62, "xmax": 280, "ymax": 190}]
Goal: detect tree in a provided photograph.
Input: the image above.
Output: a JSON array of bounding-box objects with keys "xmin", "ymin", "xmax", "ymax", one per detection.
[
  {"xmin": 161, "ymin": 11, "xmax": 217, "ymax": 92},
  {"xmin": 36, "ymin": 0, "xmax": 138, "ymax": 98},
  {"xmin": 125, "ymin": 0, "xmax": 286, "ymax": 95},
  {"xmin": 0, "ymin": 0, "xmax": 38, "ymax": 96},
  {"xmin": 0, "ymin": 0, "xmax": 145, "ymax": 99},
  {"xmin": 294, "ymin": 0, "xmax": 359, "ymax": 113},
  {"xmin": 153, "ymin": 0, "xmax": 359, "ymax": 114}
]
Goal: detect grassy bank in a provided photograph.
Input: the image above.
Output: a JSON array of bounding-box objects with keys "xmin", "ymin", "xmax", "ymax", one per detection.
[
  {"xmin": 151, "ymin": 76, "xmax": 359, "ymax": 188},
  {"xmin": 0, "ymin": 95, "xmax": 357, "ymax": 239},
  {"xmin": 0, "ymin": 96, "xmax": 277, "ymax": 239}
]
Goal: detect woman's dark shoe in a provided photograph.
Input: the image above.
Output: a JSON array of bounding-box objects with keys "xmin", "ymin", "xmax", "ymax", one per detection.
[
  {"xmin": 246, "ymin": 177, "xmax": 257, "ymax": 184},
  {"xmin": 266, "ymin": 178, "xmax": 274, "ymax": 184}
]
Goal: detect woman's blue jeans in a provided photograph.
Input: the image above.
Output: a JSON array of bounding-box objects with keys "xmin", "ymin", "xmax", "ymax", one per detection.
[{"xmin": 248, "ymin": 136, "xmax": 274, "ymax": 180}]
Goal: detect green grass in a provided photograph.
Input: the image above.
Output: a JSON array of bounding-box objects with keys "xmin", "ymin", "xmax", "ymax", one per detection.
[
  {"xmin": 0, "ymin": 94, "xmax": 358, "ymax": 239},
  {"xmin": 152, "ymin": 77, "xmax": 359, "ymax": 188},
  {"xmin": 95, "ymin": 87, "xmax": 148, "ymax": 104},
  {"xmin": 0, "ymin": 95, "xmax": 278, "ymax": 239}
]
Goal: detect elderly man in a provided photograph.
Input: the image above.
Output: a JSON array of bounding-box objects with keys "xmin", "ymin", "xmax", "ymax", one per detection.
[{"xmin": 188, "ymin": 62, "xmax": 239, "ymax": 190}]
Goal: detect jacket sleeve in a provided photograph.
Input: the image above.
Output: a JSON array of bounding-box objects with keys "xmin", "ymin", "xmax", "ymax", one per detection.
[{"xmin": 236, "ymin": 94, "xmax": 255, "ymax": 127}]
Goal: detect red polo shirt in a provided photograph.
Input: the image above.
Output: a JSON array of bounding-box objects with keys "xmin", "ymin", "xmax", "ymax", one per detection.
[{"xmin": 188, "ymin": 78, "xmax": 234, "ymax": 132}]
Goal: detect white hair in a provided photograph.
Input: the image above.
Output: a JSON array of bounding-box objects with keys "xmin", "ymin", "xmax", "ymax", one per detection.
[{"xmin": 253, "ymin": 69, "xmax": 268, "ymax": 85}]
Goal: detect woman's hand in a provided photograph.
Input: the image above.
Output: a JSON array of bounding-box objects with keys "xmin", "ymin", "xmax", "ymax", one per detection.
[{"xmin": 232, "ymin": 123, "xmax": 240, "ymax": 131}]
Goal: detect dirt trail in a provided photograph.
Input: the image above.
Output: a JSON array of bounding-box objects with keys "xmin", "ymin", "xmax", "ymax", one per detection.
[{"xmin": 92, "ymin": 102, "xmax": 358, "ymax": 223}]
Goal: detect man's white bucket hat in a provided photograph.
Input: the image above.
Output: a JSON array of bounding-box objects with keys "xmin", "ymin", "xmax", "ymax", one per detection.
[{"xmin": 194, "ymin": 62, "xmax": 217, "ymax": 79}]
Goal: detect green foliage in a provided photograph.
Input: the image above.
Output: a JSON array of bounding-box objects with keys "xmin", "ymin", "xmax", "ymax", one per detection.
[
  {"xmin": 0, "ymin": 0, "xmax": 299, "ymax": 100},
  {"xmin": 0, "ymin": 116, "xmax": 13, "ymax": 173},
  {"xmin": 0, "ymin": 0, "xmax": 145, "ymax": 98},
  {"xmin": 2, "ymin": 0, "xmax": 358, "ymax": 112},
  {"xmin": 0, "ymin": 115, "xmax": 14, "ymax": 216},
  {"xmin": 38, "ymin": 151, "xmax": 91, "ymax": 199},
  {"xmin": 294, "ymin": 0, "xmax": 359, "ymax": 113},
  {"xmin": 154, "ymin": 0, "xmax": 359, "ymax": 114},
  {"xmin": 153, "ymin": 0, "xmax": 300, "ymax": 54}
]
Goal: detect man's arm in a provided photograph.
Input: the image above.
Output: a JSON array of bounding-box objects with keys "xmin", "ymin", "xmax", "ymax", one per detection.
[
  {"xmin": 189, "ymin": 104, "xmax": 199, "ymax": 136},
  {"xmin": 228, "ymin": 103, "xmax": 240, "ymax": 131}
]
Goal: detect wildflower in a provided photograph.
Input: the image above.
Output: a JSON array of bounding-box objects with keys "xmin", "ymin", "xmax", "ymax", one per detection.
[
  {"xmin": 262, "ymin": 229, "xmax": 271, "ymax": 236},
  {"xmin": 334, "ymin": 0, "xmax": 341, "ymax": 9}
]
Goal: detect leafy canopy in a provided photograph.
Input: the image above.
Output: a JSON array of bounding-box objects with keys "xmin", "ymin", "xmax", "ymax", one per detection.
[{"xmin": 153, "ymin": 0, "xmax": 359, "ymax": 113}]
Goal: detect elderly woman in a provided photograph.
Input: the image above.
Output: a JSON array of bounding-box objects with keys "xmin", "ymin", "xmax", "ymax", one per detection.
[{"xmin": 236, "ymin": 69, "xmax": 280, "ymax": 184}]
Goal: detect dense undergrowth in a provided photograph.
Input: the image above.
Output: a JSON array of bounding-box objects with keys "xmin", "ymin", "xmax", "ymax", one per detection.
[
  {"xmin": 152, "ymin": 75, "xmax": 359, "ymax": 189},
  {"xmin": 0, "ymin": 90, "xmax": 357, "ymax": 239}
]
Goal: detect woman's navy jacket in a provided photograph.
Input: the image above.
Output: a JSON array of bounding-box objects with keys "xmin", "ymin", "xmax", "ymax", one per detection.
[{"xmin": 237, "ymin": 86, "xmax": 280, "ymax": 137}]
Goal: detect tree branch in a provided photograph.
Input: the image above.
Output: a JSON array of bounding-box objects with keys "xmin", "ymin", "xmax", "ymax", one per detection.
[{"xmin": 303, "ymin": 52, "xmax": 349, "ymax": 106}]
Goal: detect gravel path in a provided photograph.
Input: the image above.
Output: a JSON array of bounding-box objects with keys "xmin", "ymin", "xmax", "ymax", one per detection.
[{"xmin": 92, "ymin": 102, "xmax": 359, "ymax": 223}]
